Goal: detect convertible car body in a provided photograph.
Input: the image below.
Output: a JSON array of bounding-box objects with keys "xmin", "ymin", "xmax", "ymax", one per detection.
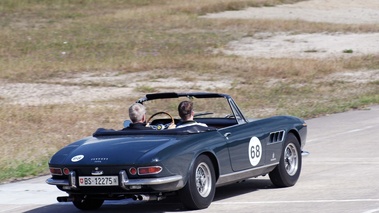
[{"xmin": 46, "ymin": 92, "xmax": 308, "ymax": 210}]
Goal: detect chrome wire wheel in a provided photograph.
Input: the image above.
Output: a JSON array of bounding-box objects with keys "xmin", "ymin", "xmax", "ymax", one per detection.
[
  {"xmin": 196, "ymin": 162, "xmax": 212, "ymax": 198},
  {"xmin": 284, "ymin": 143, "xmax": 299, "ymax": 176},
  {"xmin": 179, "ymin": 155, "xmax": 215, "ymax": 210},
  {"xmin": 269, "ymin": 133, "xmax": 302, "ymax": 187}
]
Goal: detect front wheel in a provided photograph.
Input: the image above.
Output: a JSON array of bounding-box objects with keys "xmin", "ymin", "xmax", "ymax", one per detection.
[
  {"xmin": 179, "ymin": 155, "xmax": 216, "ymax": 210},
  {"xmin": 269, "ymin": 133, "xmax": 302, "ymax": 187},
  {"xmin": 73, "ymin": 196, "xmax": 104, "ymax": 210}
]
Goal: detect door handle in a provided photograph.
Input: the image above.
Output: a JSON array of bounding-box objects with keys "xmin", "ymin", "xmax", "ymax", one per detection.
[{"xmin": 224, "ymin": 132, "xmax": 231, "ymax": 139}]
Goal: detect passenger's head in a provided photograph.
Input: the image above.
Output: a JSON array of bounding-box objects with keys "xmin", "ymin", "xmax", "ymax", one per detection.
[
  {"xmin": 178, "ymin": 101, "xmax": 194, "ymax": 121},
  {"xmin": 129, "ymin": 103, "xmax": 146, "ymax": 123}
]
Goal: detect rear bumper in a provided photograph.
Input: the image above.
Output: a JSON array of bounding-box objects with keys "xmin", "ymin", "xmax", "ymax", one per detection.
[
  {"xmin": 46, "ymin": 170, "xmax": 183, "ymax": 192},
  {"xmin": 301, "ymin": 150, "xmax": 310, "ymax": 157}
]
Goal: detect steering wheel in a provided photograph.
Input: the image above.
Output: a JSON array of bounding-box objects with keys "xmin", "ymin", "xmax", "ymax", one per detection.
[{"xmin": 146, "ymin": 111, "xmax": 175, "ymax": 130}]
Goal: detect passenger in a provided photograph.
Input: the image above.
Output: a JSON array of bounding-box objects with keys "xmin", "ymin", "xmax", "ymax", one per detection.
[
  {"xmin": 176, "ymin": 101, "xmax": 208, "ymax": 128},
  {"xmin": 123, "ymin": 103, "xmax": 152, "ymax": 130}
]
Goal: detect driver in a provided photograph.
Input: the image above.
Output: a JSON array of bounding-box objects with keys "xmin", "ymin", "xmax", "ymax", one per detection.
[
  {"xmin": 123, "ymin": 103, "xmax": 152, "ymax": 130},
  {"xmin": 176, "ymin": 101, "xmax": 208, "ymax": 128}
]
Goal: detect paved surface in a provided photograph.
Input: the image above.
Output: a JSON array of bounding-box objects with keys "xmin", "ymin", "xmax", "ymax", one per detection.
[{"xmin": 0, "ymin": 105, "xmax": 378, "ymax": 213}]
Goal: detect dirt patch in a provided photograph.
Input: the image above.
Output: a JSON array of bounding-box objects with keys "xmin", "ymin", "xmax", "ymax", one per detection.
[
  {"xmin": 204, "ymin": 0, "xmax": 379, "ymax": 25},
  {"xmin": 220, "ymin": 32, "xmax": 379, "ymax": 59},
  {"xmin": 43, "ymin": 70, "xmax": 235, "ymax": 90},
  {"xmin": 0, "ymin": 82, "xmax": 135, "ymax": 106},
  {"xmin": 1, "ymin": 0, "xmax": 379, "ymax": 106},
  {"xmin": 328, "ymin": 69, "xmax": 379, "ymax": 83},
  {"xmin": 0, "ymin": 71, "xmax": 235, "ymax": 105},
  {"xmin": 204, "ymin": 0, "xmax": 379, "ymax": 59}
]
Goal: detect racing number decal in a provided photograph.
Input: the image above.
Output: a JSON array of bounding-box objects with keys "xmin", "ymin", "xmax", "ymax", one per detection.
[{"xmin": 248, "ymin": 137, "xmax": 262, "ymax": 166}]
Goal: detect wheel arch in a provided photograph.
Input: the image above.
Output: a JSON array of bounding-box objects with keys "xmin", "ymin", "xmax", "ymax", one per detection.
[
  {"xmin": 198, "ymin": 151, "xmax": 220, "ymax": 182},
  {"xmin": 288, "ymin": 129, "xmax": 301, "ymax": 147}
]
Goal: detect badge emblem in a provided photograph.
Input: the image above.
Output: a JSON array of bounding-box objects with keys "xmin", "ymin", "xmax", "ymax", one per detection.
[{"xmin": 71, "ymin": 155, "xmax": 84, "ymax": 162}]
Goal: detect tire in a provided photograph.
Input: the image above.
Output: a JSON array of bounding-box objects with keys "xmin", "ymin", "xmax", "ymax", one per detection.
[
  {"xmin": 73, "ymin": 196, "xmax": 104, "ymax": 210},
  {"xmin": 179, "ymin": 155, "xmax": 216, "ymax": 210},
  {"xmin": 269, "ymin": 133, "xmax": 302, "ymax": 187}
]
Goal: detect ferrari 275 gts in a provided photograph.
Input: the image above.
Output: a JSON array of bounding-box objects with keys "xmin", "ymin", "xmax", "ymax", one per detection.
[{"xmin": 46, "ymin": 92, "xmax": 308, "ymax": 210}]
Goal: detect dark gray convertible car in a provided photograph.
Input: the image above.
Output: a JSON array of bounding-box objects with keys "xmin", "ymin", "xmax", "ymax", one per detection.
[{"xmin": 46, "ymin": 92, "xmax": 308, "ymax": 210}]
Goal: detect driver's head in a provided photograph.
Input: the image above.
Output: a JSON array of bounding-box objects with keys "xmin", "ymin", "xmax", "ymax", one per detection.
[
  {"xmin": 178, "ymin": 101, "xmax": 193, "ymax": 120},
  {"xmin": 129, "ymin": 103, "xmax": 146, "ymax": 123}
]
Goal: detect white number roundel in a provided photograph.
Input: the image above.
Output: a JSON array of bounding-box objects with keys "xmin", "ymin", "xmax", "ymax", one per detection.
[{"xmin": 248, "ymin": 137, "xmax": 262, "ymax": 166}]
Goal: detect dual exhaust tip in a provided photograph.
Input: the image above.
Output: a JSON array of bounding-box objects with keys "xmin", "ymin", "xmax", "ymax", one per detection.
[{"xmin": 133, "ymin": 194, "xmax": 165, "ymax": 201}]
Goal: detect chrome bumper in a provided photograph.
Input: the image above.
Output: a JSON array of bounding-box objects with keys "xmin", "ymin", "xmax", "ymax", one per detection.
[
  {"xmin": 302, "ymin": 150, "xmax": 310, "ymax": 157},
  {"xmin": 46, "ymin": 170, "xmax": 182, "ymax": 190}
]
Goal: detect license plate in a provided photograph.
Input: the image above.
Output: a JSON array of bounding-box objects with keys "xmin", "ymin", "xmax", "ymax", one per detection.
[{"xmin": 79, "ymin": 176, "xmax": 119, "ymax": 186}]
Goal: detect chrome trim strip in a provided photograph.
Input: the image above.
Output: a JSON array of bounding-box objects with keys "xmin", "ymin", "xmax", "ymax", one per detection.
[
  {"xmin": 119, "ymin": 170, "xmax": 129, "ymax": 190},
  {"xmin": 219, "ymin": 163, "xmax": 279, "ymax": 179},
  {"xmin": 217, "ymin": 163, "xmax": 278, "ymax": 186},
  {"xmin": 45, "ymin": 171, "xmax": 86, "ymax": 187},
  {"xmin": 91, "ymin": 170, "xmax": 104, "ymax": 176},
  {"xmin": 125, "ymin": 175, "xmax": 182, "ymax": 185},
  {"xmin": 46, "ymin": 178, "xmax": 69, "ymax": 186},
  {"xmin": 137, "ymin": 166, "xmax": 163, "ymax": 175},
  {"xmin": 302, "ymin": 150, "xmax": 310, "ymax": 157},
  {"xmin": 119, "ymin": 170, "xmax": 182, "ymax": 186},
  {"xmin": 69, "ymin": 171, "xmax": 77, "ymax": 189}
]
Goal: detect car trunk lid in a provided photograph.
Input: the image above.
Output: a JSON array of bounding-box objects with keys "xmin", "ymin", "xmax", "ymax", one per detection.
[{"xmin": 57, "ymin": 136, "xmax": 178, "ymax": 165}]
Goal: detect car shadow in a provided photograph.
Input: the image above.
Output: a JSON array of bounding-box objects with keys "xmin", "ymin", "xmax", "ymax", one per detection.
[
  {"xmin": 213, "ymin": 178, "xmax": 275, "ymax": 201},
  {"xmin": 24, "ymin": 179, "xmax": 274, "ymax": 213}
]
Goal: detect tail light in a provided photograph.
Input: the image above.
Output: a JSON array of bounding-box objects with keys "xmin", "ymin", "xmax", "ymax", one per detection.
[
  {"xmin": 138, "ymin": 166, "xmax": 162, "ymax": 175},
  {"xmin": 49, "ymin": 167, "xmax": 62, "ymax": 176},
  {"xmin": 63, "ymin": 168, "xmax": 70, "ymax": 175}
]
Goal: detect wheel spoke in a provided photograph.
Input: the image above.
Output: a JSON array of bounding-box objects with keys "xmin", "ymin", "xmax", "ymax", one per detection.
[
  {"xmin": 269, "ymin": 134, "xmax": 302, "ymax": 187},
  {"xmin": 195, "ymin": 163, "xmax": 212, "ymax": 197},
  {"xmin": 180, "ymin": 156, "xmax": 215, "ymax": 210},
  {"xmin": 284, "ymin": 143, "xmax": 298, "ymax": 176}
]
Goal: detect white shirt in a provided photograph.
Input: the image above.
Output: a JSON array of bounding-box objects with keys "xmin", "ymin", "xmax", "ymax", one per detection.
[{"xmin": 176, "ymin": 121, "xmax": 208, "ymax": 128}]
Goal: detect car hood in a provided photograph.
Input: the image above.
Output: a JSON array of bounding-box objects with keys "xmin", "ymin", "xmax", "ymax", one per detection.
[{"xmin": 49, "ymin": 135, "xmax": 179, "ymax": 165}]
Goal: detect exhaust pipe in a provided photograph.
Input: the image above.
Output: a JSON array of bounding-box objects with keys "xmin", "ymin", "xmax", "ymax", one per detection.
[
  {"xmin": 132, "ymin": 194, "xmax": 165, "ymax": 201},
  {"xmin": 57, "ymin": 196, "xmax": 74, "ymax": 202}
]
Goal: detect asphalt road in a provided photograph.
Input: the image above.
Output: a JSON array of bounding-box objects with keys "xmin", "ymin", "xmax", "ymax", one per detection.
[{"xmin": 1, "ymin": 105, "xmax": 378, "ymax": 213}]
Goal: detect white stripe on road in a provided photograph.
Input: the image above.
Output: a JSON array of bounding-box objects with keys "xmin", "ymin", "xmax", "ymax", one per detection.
[
  {"xmin": 307, "ymin": 125, "xmax": 376, "ymax": 143},
  {"xmin": 213, "ymin": 198, "xmax": 379, "ymax": 205},
  {"xmin": 363, "ymin": 208, "xmax": 379, "ymax": 213}
]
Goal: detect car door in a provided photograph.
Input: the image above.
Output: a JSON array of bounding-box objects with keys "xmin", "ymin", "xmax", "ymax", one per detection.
[{"xmin": 218, "ymin": 123, "xmax": 267, "ymax": 172}]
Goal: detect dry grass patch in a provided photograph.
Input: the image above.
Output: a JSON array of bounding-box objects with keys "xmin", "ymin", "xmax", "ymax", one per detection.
[
  {"xmin": 0, "ymin": 101, "xmax": 133, "ymax": 181},
  {"xmin": 0, "ymin": 0, "xmax": 378, "ymax": 182}
]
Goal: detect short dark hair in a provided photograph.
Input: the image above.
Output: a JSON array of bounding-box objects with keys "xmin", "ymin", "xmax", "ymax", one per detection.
[{"xmin": 178, "ymin": 101, "xmax": 193, "ymax": 119}]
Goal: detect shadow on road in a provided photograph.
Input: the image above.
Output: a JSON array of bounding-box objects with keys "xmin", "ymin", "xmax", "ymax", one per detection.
[{"xmin": 25, "ymin": 179, "xmax": 274, "ymax": 213}]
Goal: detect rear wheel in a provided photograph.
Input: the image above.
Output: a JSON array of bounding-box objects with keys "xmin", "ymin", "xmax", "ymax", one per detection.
[
  {"xmin": 73, "ymin": 196, "xmax": 104, "ymax": 210},
  {"xmin": 269, "ymin": 133, "xmax": 302, "ymax": 187},
  {"xmin": 179, "ymin": 155, "xmax": 216, "ymax": 210}
]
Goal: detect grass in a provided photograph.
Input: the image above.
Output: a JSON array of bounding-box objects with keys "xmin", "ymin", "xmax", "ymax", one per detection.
[{"xmin": 0, "ymin": 0, "xmax": 379, "ymax": 182}]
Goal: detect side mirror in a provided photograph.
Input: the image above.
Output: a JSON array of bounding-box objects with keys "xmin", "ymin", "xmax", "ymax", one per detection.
[{"xmin": 123, "ymin": 120, "xmax": 131, "ymax": 128}]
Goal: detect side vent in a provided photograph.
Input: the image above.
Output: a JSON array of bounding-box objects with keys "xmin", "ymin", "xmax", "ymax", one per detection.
[{"xmin": 270, "ymin": 130, "xmax": 285, "ymax": 143}]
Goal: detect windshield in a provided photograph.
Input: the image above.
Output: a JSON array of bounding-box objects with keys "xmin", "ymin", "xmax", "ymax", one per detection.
[{"xmin": 142, "ymin": 96, "xmax": 233, "ymax": 120}]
